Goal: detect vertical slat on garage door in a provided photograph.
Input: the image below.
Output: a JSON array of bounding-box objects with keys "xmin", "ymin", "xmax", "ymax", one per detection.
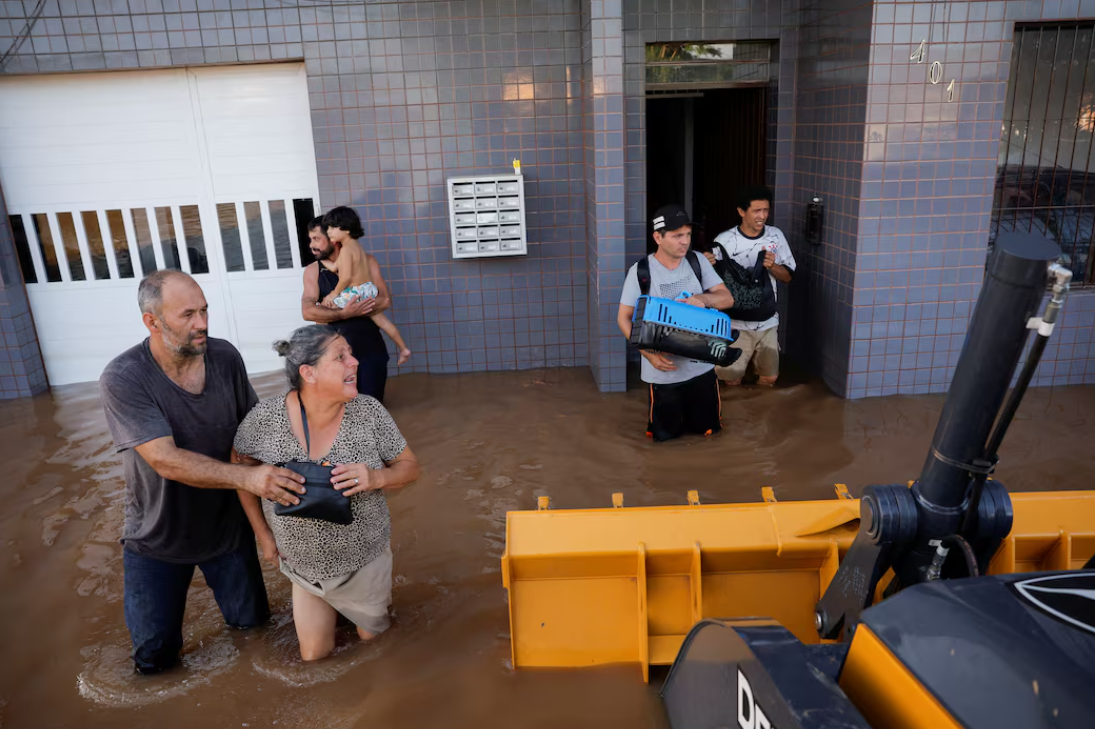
[
  {"xmin": 259, "ymin": 201, "xmax": 278, "ymax": 269},
  {"xmin": 145, "ymin": 206, "xmax": 166, "ymax": 271},
  {"xmin": 121, "ymin": 208, "xmax": 144, "ymax": 279},
  {"xmin": 284, "ymin": 197, "xmax": 303, "ymax": 269},
  {"xmin": 234, "ymin": 202, "xmax": 256, "ymax": 272},
  {"xmin": 95, "ymin": 209, "xmax": 121, "ymax": 280},
  {"xmin": 170, "ymin": 204, "xmax": 190, "ymax": 274},
  {"xmin": 45, "ymin": 213, "xmax": 71, "ymax": 283},
  {"xmin": 20, "ymin": 213, "xmax": 46, "ymax": 283}
]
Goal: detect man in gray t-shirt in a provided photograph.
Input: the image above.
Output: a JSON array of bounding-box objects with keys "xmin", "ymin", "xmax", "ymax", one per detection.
[
  {"xmin": 617, "ymin": 204, "xmax": 735, "ymax": 441},
  {"xmin": 99, "ymin": 270, "xmax": 306, "ymax": 674}
]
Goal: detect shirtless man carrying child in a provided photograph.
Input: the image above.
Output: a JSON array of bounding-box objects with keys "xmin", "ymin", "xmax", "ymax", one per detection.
[{"xmin": 318, "ymin": 206, "xmax": 411, "ymax": 366}]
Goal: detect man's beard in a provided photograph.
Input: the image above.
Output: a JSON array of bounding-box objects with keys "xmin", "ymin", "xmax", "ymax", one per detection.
[
  {"xmin": 161, "ymin": 323, "xmax": 208, "ymax": 357},
  {"xmin": 312, "ymin": 243, "xmax": 334, "ymax": 261}
]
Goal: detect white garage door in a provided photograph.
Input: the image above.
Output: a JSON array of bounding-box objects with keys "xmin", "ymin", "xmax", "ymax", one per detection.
[{"xmin": 0, "ymin": 63, "xmax": 320, "ymax": 386}]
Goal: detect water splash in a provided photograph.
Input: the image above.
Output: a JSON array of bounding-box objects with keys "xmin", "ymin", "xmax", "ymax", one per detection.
[{"xmin": 76, "ymin": 636, "xmax": 239, "ymax": 707}]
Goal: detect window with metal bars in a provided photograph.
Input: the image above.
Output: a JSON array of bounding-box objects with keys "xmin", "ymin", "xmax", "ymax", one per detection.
[{"xmin": 993, "ymin": 23, "xmax": 1095, "ymax": 285}]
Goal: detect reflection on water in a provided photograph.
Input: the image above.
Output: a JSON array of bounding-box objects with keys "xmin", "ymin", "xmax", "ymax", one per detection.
[{"xmin": 1, "ymin": 368, "xmax": 1094, "ymax": 728}]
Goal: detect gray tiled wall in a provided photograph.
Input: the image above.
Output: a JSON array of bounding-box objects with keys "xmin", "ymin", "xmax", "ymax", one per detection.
[
  {"xmin": 788, "ymin": 0, "xmax": 874, "ymax": 396},
  {"xmin": 306, "ymin": 1, "xmax": 590, "ymax": 377},
  {"xmin": 582, "ymin": 0, "xmax": 627, "ymax": 391},
  {"xmin": 1, "ymin": 0, "xmax": 592, "ymax": 381},
  {"xmin": 849, "ymin": 0, "xmax": 1095, "ymax": 398},
  {"xmin": 0, "ymin": 191, "xmax": 47, "ymax": 399}
]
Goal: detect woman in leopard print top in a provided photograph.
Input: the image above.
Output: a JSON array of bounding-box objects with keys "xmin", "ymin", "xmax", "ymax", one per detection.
[{"xmin": 233, "ymin": 325, "xmax": 419, "ymax": 660}]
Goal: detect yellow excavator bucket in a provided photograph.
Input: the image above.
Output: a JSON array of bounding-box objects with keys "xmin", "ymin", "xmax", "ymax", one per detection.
[{"xmin": 500, "ymin": 488, "xmax": 1095, "ymax": 681}]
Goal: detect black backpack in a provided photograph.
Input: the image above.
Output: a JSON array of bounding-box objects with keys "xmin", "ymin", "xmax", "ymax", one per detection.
[
  {"xmin": 715, "ymin": 245, "xmax": 776, "ymax": 321},
  {"xmin": 635, "ymin": 250, "xmax": 705, "ymax": 297}
]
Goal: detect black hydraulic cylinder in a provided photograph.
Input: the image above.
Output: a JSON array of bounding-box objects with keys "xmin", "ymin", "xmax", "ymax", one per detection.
[
  {"xmin": 901, "ymin": 233, "xmax": 1060, "ymax": 582},
  {"xmin": 917, "ymin": 234, "xmax": 1058, "ymax": 505}
]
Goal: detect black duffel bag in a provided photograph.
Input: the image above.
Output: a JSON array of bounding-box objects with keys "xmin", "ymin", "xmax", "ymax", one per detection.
[{"xmin": 717, "ymin": 248, "xmax": 776, "ymax": 321}]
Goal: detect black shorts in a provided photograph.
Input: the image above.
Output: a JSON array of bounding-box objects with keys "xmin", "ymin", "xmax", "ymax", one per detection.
[
  {"xmin": 355, "ymin": 351, "xmax": 390, "ymax": 403},
  {"xmin": 646, "ymin": 369, "xmax": 722, "ymax": 442}
]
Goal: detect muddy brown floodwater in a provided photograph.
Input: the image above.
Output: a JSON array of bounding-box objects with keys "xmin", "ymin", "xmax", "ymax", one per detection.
[{"xmin": 1, "ymin": 368, "xmax": 1094, "ymax": 728}]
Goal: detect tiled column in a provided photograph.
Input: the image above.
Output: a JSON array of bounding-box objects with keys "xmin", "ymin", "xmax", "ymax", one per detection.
[
  {"xmin": 791, "ymin": 1, "xmax": 875, "ymax": 396},
  {"xmin": 847, "ymin": 0, "xmax": 997, "ymax": 398},
  {"xmin": 0, "ymin": 185, "xmax": 48, "ymax": 398},
  {"xmin": 582, "ymin": 0, "xmax": 627, "ymax": 392}
]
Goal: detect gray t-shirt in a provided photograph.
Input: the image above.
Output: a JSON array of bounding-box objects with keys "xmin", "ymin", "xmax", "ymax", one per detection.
[
  {"xmin": 620, "ymin": 253, "xmax": 724, "ymax": 385},
  {"xmin": 99, "ymin": 338, "xmax": 259, "ymax": 563}
]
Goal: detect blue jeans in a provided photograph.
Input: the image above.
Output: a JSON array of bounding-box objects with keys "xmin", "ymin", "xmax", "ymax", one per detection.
[{"xmin": 123, "ymin": 539, "xmax": 269, "ymax": 674}]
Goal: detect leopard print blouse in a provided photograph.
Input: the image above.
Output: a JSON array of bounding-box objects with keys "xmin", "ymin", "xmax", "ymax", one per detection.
[{"xmin": 233, "ymin": 393, "xmax": 408, "ymax": 581}]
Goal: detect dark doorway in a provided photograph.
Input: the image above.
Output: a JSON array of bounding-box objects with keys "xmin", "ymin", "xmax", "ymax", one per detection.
[{"xmin": 646, "ymin": 87, "xmax": 768, "ymax": 253}]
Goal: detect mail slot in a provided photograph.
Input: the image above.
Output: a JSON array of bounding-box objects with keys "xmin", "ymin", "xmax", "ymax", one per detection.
[
  {"xmin": 452, "ymin": 184, "xmax": 474, "ymax": 196},
  {"xmin": 476, "ymin": 198, "xmax": 498, "ymax": 210},
  {"xmin": 479, "ymin": 242, "xmax": 500, "ymax": 253},
  {"xmin": 456, "ymin": 242, "xmax": 479, "ymax": 254},
  {"xmin": 475, "ymin": 183, "xmax": 497, "ymax": 195},
  {"xmin": 498, "ymin": 196, "xmax": 520, "ymax": 209},
  {"xmin": 498, "ymin": 211, "xmax": 521, "ymax": 223},
  {"xmin": 455, "ymin": 213, "xmax": 476, "ymax": 225},
  {"xmin": 500, "ymin": 241, "xmax": 522, "ymax": 251},
  {"xmin": 478, "ymin": 227, "xmax": 499, "ymax": 239},
  {"xmin": 498, "ymin": 182, "xmax": 520, "ymax": 194},
  {"xmin": 453, "ymin": 199, "xmax": 475, "ymax": 211},
  {"xmin": 476, "ymin": 212, "xmax": 498, "ymax": 225},
  {"xmin": 456, "ymin": 228, "xmax": 478, "ymax": 240},
  {"xmin": 500, "ymin": 224, "xmax": 521, "ymax": 237}
]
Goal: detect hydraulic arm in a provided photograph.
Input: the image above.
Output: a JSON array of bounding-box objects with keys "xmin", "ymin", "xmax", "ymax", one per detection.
[{"xmin": 815, "ymin": 233, "xmax": 1072, "ymax": 639}]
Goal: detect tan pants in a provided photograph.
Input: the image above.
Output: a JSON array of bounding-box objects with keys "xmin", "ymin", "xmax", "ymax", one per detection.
[
  {"xmin": 280, "ymin": 546, "xmax": 393, "ymax": 635},
  {"xmin": 715, "ymin": 327, "xmax": 780, "ymax": 382}
]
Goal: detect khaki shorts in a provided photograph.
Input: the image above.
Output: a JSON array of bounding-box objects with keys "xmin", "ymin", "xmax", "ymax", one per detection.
[
  {"xmin": 715, "ymin": 326, "xmax": 780, "ymax": 382},
  {"xmin": 280, "ymin": 546, "xmax": 393, "ymax": 635}
]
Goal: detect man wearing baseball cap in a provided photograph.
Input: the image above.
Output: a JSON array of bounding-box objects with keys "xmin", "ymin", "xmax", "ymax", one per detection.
[{"xmin": 617, "ymin": 203, "xmax": 735, "ymax": 441}]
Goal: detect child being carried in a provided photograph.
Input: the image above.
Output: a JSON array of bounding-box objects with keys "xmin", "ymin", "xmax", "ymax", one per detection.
[{"xmin": 320, "ymin": 216, "xmax": 411, "ymax": 365}]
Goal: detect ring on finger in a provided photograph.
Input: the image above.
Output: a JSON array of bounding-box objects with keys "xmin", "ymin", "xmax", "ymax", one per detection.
[{"xmin": 354, "ymin": 477, "xmax": 359, "ymax": 484}]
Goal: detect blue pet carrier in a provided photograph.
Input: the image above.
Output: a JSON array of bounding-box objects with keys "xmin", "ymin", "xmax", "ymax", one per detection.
[{"xmin": 629, "ymin": 295, "xmax": 740, "ymax": 366}]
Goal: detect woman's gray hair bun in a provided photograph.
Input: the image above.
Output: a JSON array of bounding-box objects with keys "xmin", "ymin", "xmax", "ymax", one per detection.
[{"xmin": 271, "ymin": 325, "xmax": 342, "ymax": 390}]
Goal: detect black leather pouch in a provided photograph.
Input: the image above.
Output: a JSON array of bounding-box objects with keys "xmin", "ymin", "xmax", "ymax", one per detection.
[{"xmin": 273, "ymin": 460, "xmax": 353, "ymax": 525}]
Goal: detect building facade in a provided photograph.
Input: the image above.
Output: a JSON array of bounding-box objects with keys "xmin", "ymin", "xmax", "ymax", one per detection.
[{"xmin": 1, "ymin": 0, "xmax": 1093, "ymax": 399}]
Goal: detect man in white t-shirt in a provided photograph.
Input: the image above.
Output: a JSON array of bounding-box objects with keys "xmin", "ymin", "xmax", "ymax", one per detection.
[
  {"xmin": 705, "ymin": 186, "xmax": 796, "ymax": 387},
  {"xmin": 618, "ymin": 204, "xmax": 735, "ymax": 441}
]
